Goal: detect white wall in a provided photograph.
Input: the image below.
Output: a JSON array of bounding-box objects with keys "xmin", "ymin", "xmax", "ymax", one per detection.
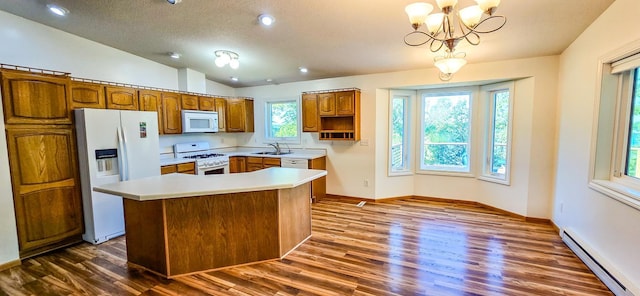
[
  {"xmin": 237, "ymin": 56, "xmax": 559, "ymax": 220},
  {"xmin": 553, "ymin": 0, "xmax": 640, "ymax": 293},
  {"xmin": 178, "ymin": 68, "xmax": 206, "ymax": 93}
]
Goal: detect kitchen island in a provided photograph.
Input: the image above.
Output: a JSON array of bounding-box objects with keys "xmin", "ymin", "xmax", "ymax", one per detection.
[{"xmin": 93, "ymin": 168, "xmax": 327, "ymax": 278}]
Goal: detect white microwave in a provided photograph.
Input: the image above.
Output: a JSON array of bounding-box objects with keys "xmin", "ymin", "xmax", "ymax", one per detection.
[{"xmin": 181, "ymin": 110, "xmax": 219, "ymax": 133}]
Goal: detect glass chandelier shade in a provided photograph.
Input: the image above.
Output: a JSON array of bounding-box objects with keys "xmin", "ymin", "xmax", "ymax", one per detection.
[{"xmin": 214, "ymin": 50, "xmax": 239, "ymax": 69}]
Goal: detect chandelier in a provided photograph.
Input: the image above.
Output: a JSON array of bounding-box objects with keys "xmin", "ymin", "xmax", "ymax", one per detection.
[
  {"xmin": 404, "ymin": 0, "xmax": 506, "ymax": 80},
  {"xmin": 214, "ymin": 50, "xmax": 240, "ymax": 69}
]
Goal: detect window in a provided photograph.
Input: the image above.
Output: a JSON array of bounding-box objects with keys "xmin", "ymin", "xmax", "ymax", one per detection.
[
  {"xmin": 265, "ymin": 100, "xmax": 299, "ymax": 142},
  {"xmin": 480, "ymin": 82, "xmax": 514, "ymax": 184},
  {"xmin": 590, "ymin": 47, "xmax": 640, "ymax": 210},
  {"xmin": 419, "ymin": 89, "xmax": 473, "ymax": 174},
  {"xmin": 389, "ymin": 90, "xmax": 412, "ymax": 175}
]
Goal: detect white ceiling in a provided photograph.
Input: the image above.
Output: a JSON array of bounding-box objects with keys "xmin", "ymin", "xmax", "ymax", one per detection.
[{"xmin": 0, "ymin": 0, "xmax": 614, "ymax": 88}]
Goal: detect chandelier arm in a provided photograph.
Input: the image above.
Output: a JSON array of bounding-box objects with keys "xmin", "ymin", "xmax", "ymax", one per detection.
[
  {"xmin": 429, "ymin": 39, "xmax": 445, "ymax": 53},
  {"xmin": 439, "ymin": 72, "xmax": 452, "ymax": 81},
  {"xmin": 404, "ymin": 31, "xmax": 435, "ymax": 47},
  {"xmin": 463, "ymin": 15, "xmax": 507, "ymax": 35}
]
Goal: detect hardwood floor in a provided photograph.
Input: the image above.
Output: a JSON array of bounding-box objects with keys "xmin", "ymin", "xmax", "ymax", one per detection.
[{"xmin": 0, "ymin": 196, "xmax": 612, "ymax": 295}]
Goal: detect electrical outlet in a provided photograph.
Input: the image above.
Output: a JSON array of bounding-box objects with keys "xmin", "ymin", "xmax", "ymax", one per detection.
[{"xmin": 364, "ymin": 179, "xmax": 369, "ymax": 187}]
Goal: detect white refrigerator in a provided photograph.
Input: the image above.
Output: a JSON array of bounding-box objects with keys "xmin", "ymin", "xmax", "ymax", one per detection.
[{"xmin": 75, "ymin": 108, "xmax": 160, "ymax": 244}]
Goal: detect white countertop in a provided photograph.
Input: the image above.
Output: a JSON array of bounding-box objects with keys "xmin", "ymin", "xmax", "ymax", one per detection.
[{"xmin": 93, "ymin": 167, "xmax": 327, "ymax": 201}]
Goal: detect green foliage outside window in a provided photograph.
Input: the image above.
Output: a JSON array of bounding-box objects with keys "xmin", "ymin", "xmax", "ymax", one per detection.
[
  {"xmin": 626, "ymin": 69, "xmax": 640, "ymax": 177},
  {"xmin": 422, "ymin": 94, "xmax": 470, "ymax": 169},
  {"xmin": 268, "ymin": 101, "xmax": 298, "ymax": 138}
]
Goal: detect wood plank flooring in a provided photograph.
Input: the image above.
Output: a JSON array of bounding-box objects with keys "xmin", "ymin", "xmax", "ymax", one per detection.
[{"xmin": 0, "ymin": 196, "xmax": 612, "ymax": 295}]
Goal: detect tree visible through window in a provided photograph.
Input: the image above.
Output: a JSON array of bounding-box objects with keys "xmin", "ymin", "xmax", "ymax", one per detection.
[
  {"xmin": 421, "ymin": 92, "xmax": 471, "ymax": 172},
  {"xmin": 625, "ymin": 68, "xmax": 640, "ymax": 177},
  {"xmin": 266, "ymin": 101, "xmax": 298, "ymax": 140},
  {"xmin": 490, "ymin": 90, "xmax": 510, "ymax": 174}
]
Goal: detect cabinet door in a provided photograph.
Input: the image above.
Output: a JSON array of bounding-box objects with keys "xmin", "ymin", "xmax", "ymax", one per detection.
[
  {"xmin": 181, "ymin": 94, "xmax": 199, "ymax": 110},
  {"xmin": 6, "ymin": 127, "xmax": 83, "ymax": 257},
  {"xmin": 226, "ymin": 98, "xmax": 247, "ymax": 132},
  {"xmin": 70, "ymin": 81, "xmax": 105, "ymax": 109},
  {"xmin": 335, "ymin": 91, "xmax": 355, "ymax": 115},
  {"xmin": 139, "ymin": 90, "xmax": 163, "ymax": 134},
  {"xmin": 162, "ymin": 92, "xmax": 182, "ymax": 134},
  {"xmin": 1, "ymin": 70, "xmax": 72, "ymax": 125},
  {"xmin": 317, "ymin": 93, "xmax": 336, "ymax": 116},
  {"xmin": 302, "ymin": 94, "xmax": 319, "ymax": 132},
  {"xmin": 229, "ymin": 156, "xmax": 246, "ymax": 173},
  {"xmin": 263, "ymin": 157, "xmax": 281, "ymax": 168},
  {"xmin": 198, "ymin": 96, "xmax": 215, "ymax": 111},
  {"xmin": 246, "ymin": 157, "xmax": 263, "ymax": 172},
  {"xmin": 214, "ymin": 98, "xmax": 227, "ymax": 132},
  {"xmin": 105, "ymin": 86, "xmax": 139, "ymax": 110}
]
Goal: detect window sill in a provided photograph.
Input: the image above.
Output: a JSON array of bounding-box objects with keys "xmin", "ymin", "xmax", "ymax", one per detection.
[
  {"xmin": 589, "ymin": 179, "xmax": 640, "ymax": 211},
  {"xmin": 415, "ymin": 170, "xmax": 475, "ymax": 178},
  {"xmin": 388, "ymin": 171, "xmax": 413, "ymax": 177},
  {"xmin": 478, "ymin": 175, "xmax": 510, "ymax": 186}
]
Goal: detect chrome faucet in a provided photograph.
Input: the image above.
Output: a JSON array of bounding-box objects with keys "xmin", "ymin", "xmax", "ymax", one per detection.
[{"xmin": 268, "ymin": 143, "xmax": 281, "ymax": 154}]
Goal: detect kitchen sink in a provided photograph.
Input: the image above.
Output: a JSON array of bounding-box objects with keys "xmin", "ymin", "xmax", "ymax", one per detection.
[{"xmin": 253, "ymin": 151, "xmax": 292, "ymax": 155}]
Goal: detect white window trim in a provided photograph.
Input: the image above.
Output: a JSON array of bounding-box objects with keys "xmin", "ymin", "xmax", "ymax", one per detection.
[
  {"xmin": 416, "ymin": 86, "xmax": 477, "ymax": 177},
  {"xmin": 589, "ymin": 41, "xmax": 640, "ymax": 212},
  {"xmin": 264, "ymin": 99, "xmax": 301, "ymax": 144},
  {"xmin": 478, "ymin": 82, "xmax": 514, "ymax": 185},
  {"xmin": 388, "ymin": 90, "xmax": 414, "ymax": 176}
]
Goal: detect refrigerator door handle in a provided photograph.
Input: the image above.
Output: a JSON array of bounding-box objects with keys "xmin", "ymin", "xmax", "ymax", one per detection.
[
  {"xmin": 122, "ymin": 125, "xmax": 130, "ymax": 181},
  {"xmin": 117, "ymin": 126, "xmax": 129, "ymax": 181}
]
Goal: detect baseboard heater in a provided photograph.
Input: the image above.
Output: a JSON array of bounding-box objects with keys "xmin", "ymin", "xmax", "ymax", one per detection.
[{"xmin": 561, "ymin": 230, "xmax": 634, "ymax": 296}]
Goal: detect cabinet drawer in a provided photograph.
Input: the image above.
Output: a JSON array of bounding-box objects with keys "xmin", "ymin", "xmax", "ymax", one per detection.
[
  {"xmin": 246, "ymin": 157, "xmax": 263, "ymax": 164},
  {"xmin": 263, "ymin": 158, "xmax": 281, "ymax": 167},
  {"xmin": 177, "ymin": 162, "xmax": 195, "ymax": 172},
  {"xmin": 161, "ymin": 165, "xmax": 177, "ymax": 175}
]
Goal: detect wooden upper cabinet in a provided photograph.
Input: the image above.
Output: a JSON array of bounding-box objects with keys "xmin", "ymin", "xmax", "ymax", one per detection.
[
  {"xmin": 5, "ymin": 127, "xmax": 83, "ymax": 257},
  {"xmin": 335, "ymin": 91, "xmax": 355, "ymax": 115},
  {"xmin": 214, "ymin": 98, "xmax": 227, "ymax": 132},
  {"xmin": 162, "ymin": 92, "xmax": 182, "ymax": 134},
  {"xmin": 181, "ymin": 94, "xmax": 199, "ymax": 110},
  {"xmin": 70, "ymin": 81, "xmax": 105, "ymax": 109},
  {"xmin": 139, "ymin": 89, "xmax": 163, "ymax": 134},
  {"xmin": 226, "ymin": 98, "xmax": 254, "ymax": 133},
  {"xmin": 302, "ymin": 93, "xmax": 319, "ymax": 132},
  {"xmin": 198, "ymin": 96, "xmax": 215, "ymax": 111},
  {"xmin": 1, "ymin": 70, "xmax": 72, "ymax": 125},
  {"xmin": 105, "ymin": 86, "xmax": 138, "ymax": 110},
  {"xmin": 317, "ymin": 93, "xmax": 336, "ymax": 116}
]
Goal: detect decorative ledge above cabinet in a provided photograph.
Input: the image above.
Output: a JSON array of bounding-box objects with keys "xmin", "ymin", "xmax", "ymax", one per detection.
[{"xmin": 302, "ymin": 88, "xmax": 360, "ymax": 141}]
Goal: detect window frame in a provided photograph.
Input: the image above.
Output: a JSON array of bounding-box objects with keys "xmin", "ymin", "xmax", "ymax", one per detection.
[
  {"xmin": 589, "ymin": 43, "xmax": 640, "ymax": 211},
  {"xmin": 417, "ymin": 87, "xmax": 477, "ymax": 176},
  {"xmin": 388, "ymin": 90, "xmax": 413, "ymax": 176},
  {"xmin": 479, "ymin": 82, "xmax": 514, "ymax": 185},
  {"xmin": 264, "ymin": 99, "xmax": 301, "ymax": 144}
]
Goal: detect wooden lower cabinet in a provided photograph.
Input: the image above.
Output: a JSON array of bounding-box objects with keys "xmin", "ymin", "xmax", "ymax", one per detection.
[
  {"xmin": 161, "ymin": 162, "xmax": 195, "ymax": 175},
  {"xmin": 263, "ymin": 157, "xmax": 281, "ymax": 168},
  {"xmin": 309, "ymin": 157, "xmax": 327, "ymax": 202},
  {"xmin": 246, "ymin": 157, "xmax": 263, "ymax": 172},
  {"xmin": 229, "ymin": 156, "xmax": 246, "ymax": 173},
  {"xmin": 5, "ymin": 127, "xmax": 83, "ymax": 258}
]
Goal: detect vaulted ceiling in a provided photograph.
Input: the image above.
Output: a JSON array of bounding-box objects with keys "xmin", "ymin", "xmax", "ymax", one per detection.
[{"xmin": 0, "ymin": 0, "xmax": 614, "ymax": 87}]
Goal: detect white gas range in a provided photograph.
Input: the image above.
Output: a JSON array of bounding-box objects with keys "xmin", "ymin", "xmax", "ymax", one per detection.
[{"xmin": 174, "ymin": 142, "xmax": 230, "ymax": 175}]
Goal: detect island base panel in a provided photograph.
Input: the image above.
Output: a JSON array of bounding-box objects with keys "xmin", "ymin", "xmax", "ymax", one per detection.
[{"xmin": 123, "ymin": 184, "xmax": 312, "ymax": 278}]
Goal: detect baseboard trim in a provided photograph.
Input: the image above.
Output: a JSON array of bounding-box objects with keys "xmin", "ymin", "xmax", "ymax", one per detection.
[
  {"xmin": 0, "ymin": 259, "xmax": 21, "ymax": 271},
  {"xmin": 322, "ymin": 194, "xmax": 553, "ymax": 225}
]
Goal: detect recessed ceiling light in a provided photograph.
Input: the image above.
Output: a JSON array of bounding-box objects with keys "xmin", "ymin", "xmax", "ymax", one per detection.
[
  {"xmin": 169, "ymin": 52, "xmax": 181, "ymax": 59},
  {"xmin": 47, "ymin": 4, "xmax": 69, "ymax": 16},
  {"xmin": 258, "ymin": 14, "xmax": 275, "ymax": 26},
  {"xmin": 167, "ymin": 0, "xmax": 182, "ymax": 4},
  {"xmin": 299, "ymin": 67, "xmax": 308, "ymax": 73},
  {"xmin": 230, "ymin": 77, "xmax": 239, "ymax": 82},
  {"xmin": 266, "ymin": 78, "xmax": 273, "ymax": 83}
]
